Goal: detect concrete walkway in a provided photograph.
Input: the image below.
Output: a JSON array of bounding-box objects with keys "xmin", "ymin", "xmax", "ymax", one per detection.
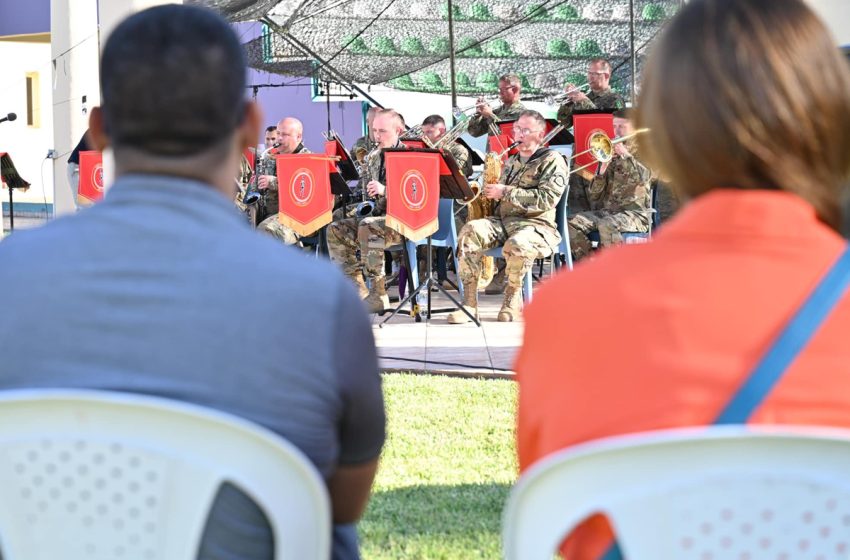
[{"xmin": 371, "ymin": 286, "xmax": 524, "ymax": 378}]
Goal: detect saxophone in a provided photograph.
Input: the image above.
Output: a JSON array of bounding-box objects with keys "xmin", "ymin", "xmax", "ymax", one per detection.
[{"xmin": 463, "ymin": 141, "xmax": 518, "ymax": 288}]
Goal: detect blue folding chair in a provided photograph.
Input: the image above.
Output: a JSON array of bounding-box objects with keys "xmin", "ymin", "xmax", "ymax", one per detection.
[{"xmin": 387, "ymin": 198, "xmax": 462, "ymax": 297}]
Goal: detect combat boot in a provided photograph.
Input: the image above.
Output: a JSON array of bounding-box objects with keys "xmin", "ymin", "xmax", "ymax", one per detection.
[
  {"xmin": 364, "ymin": 277, "xmax": 390, "ymax": 314},
  {"xmin": 447, "ymin": 287, "xmax": 479, "ymax": 324},
  {"xmin": 484, "ymin": 267, "xmax": 507, "ymax": 295},
  {"xmin": 497, "ymin": 285, "xmax": 523, "ymax": 322}
]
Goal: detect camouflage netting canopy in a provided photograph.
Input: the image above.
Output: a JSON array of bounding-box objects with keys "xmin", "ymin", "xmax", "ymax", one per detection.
[{"xmin": 208, "ymin": 0, "xmax": 681, "ymax": 97}]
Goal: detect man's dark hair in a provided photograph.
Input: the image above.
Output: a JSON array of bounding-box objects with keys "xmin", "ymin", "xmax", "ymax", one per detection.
[
  {"xmin": 265, "ymin": 125, "xmax": 277, "ymax": 133},
  {"xmin": 421, "ymin": 114, "xmax": 445, "ymax": 127},
  {"xmin": 100, "ymin": 5, "xmax": 246, "ymax": 156}
]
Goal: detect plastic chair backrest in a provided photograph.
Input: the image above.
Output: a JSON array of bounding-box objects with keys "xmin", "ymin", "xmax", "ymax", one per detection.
[
  {"xmin": 503, "ymin": 426, "xmax": 850, "ymax": 560},
  {"xmin": 0, "ymin": 389, "xmax": 331, "ymax": 560}
]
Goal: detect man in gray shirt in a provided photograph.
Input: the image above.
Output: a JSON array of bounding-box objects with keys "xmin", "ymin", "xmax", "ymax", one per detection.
[{"xmin": 0, "ymin": 6, "xmax": 384, "ymax": 559}]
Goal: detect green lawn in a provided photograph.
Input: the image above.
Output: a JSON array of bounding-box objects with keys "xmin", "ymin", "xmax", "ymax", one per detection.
[{"xmin": 359, "ymin": 374, "xmax": 518, "ymax": 559}]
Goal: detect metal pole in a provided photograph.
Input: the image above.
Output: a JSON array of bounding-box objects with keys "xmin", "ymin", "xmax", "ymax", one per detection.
[
  {"xmin": 326, "ymin": 81, "xmax": 332, "ymax": 134},
  {"xmin": 629, "ymin": 0, "xmax": 637, "ymax": 104},
  {"xmin": 447, "ymin": 0, "xmax": 458, "ymax": 124}
]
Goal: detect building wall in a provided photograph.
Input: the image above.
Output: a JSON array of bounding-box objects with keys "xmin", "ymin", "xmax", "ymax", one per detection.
[
  {"xmin": 0, "ymin": 41, "xmax": 55, "ymax": 207},
  {"xmin": 0, "ymin": 0, "xmax": 49, "ymax": 36}
]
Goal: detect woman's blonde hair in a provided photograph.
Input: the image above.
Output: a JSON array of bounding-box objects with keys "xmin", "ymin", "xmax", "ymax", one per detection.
[{"xmin": 637, "ymin": 0, "xmax": 850, "ymax": 229}]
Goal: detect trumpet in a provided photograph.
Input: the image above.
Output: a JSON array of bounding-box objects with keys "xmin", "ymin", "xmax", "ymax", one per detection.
[
  {"xmin": 545, "ymin": 83, "xmax": 591, "ymax": 106},
  {"xmin": 452, "ymin": 95, "xmax": 500, "ymax": 119},
  {"xmin": 569, "ymin": 128, "xmax": 650, "ymax": 176}
]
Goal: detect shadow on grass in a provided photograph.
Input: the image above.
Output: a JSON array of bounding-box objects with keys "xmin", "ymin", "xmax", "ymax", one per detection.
[{"xmin": 359, "ymin": 482, "xmax": 511, "ymax": 558}]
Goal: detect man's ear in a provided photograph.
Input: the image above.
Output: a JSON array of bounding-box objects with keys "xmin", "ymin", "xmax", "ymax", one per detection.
[
  {"xmin": 239, "ymin": 101, "xmax": 263, "ymax": 151},
  {"xmin": 87, "ymin": 107, "xmax": 110, "ymax": 151}
]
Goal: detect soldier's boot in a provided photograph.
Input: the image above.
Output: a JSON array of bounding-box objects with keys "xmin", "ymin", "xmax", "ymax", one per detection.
[
  {"xmin": 497, "ymin": 285, "xmax": 523, "ymax": 322},
  {"xmin": 363, "ymin": 277, "xmax": 390, "ymax": 314},
  {"xmin": 484, "ymin": 265, "xmax": 507, "ymax": 295},
  {"xmin": 447, "ymin": 287, "xmax": 479, "ymax": 324}
]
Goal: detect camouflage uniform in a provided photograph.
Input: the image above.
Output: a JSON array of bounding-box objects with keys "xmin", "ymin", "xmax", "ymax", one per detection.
[
  {"xmin": 255, "ymin": 144, "xmax": 310, "ymax": 245},
  {"xmin": 555, "ymin": 87, "xmax": 626, "ymax": 130},
  {"xmin": 444, "ymin": 141, "xmax": 469, "ymax": 177},
  {"xmin": 350, "ymin": 135, "xmax": 376, "ymax": 164},
  {"xmin": 568, "ymin": 141, "xmax": 652, "ymax": 260},
  {"xmin": 326, "ymin": 140, "xmax": 405, "ymax": 285},
  {"xmin": 557, "ymin": 88, "xmax": 626, "ymax": 216},
  {"xmin": 456, "ymin": 148, "xmax": 567, "ymax": 294},
  {"xmin": 467, "ymin": 101, "xmax": 526, "ymax": 288},
  {"xmin": 467, "ymin": 101, "xmax": 527, "ymax": 138}
]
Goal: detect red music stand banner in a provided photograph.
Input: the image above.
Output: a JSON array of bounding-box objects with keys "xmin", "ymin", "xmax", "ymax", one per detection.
[
  {"xmin": 573, "ymin": 113, "xmax": 615, "ymax": 178},
  {"xmin": 489, "ymin": 122, "xmax": 518, "ymax": 161},
  {"xmin": 276, "ymin": 154, "xmax": 334, "ymax": 236},
  {"xmin": 385, "ymin": 151, "xmax": 440, "ymax": 241},
  {"xmin": 78, "ymin": 150, "xmax": 105, "ymax": 204}
]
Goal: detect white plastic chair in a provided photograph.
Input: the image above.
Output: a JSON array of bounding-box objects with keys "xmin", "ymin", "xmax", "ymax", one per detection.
[
  {"xmin": 0, "ymin": 389, "xmax": 331, "ymax": 559},
  {"xmin": 503, "ymin": 426, "xmax": 850, "ymax": 559}
]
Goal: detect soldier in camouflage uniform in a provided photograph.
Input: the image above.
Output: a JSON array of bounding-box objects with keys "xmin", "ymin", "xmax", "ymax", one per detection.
[
  {"xmin": 467, "ymin": 73, "xmax": 527, "ymax": 295},
  {"xmin": 251, "ymin": 117, "xmax": 311, "ymax": 245},
  {"xmin": 568, "ymin": 113, "xmax": 652, "ymax": 260},
  {"xmin": 556, "ymin": 58, "xmax": 626, "ymax": 217},
  {"xmin": 327, "ymin": 109, "xmax": 407, "ymax": 312},
  {"xmin": 420, "ymin": 114, "xmax": 470, "ymax": 177},
  {"xmin": 350, "ymin": 106, "xmax": 379, "ymax": 166},
  {"xmin": 448, "ymin": 110, "xmax": 567, "ymax": 324}
]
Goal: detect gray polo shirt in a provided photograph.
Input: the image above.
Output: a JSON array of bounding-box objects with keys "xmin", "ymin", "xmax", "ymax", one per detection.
[{"xmin": 0, "ymin": 174, "xmax": 385, "ymax": 559}]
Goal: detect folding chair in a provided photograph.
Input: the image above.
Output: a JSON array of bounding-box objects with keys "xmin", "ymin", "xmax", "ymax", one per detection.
[
  {"xmin": 503, "ymin": 426, "xmax": 850, "ymax": 559},
  {"xmin": 0, "ymin": 389, "xmax": 331, "ymax": 559}
]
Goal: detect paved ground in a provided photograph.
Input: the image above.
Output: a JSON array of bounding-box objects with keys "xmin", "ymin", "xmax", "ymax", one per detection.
[{"xmin": 370, "ymin": 276, "xmax": 526, "ymax": 377}]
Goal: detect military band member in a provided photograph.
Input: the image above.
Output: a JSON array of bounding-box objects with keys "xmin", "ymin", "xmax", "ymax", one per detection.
[
  {"xmin": 327, "ymin": 109, "xmax": 407, "ymax": 312},
  {"xmin": 350, "ymin": 106, "xmax": 379, "ymax": 164},
  {"xmin": 467, "ymin": 73, "xmax": 527, "ymax": 295},
  {"xmin": 252, "ymin": 117, "xmax": 311, "ymax": 245},
  {"xmin": 263, "ymin": 125, "xmax": 277, "ymax": 151},
  {"xmin": 448, "ymin": 110, "xmax": 568, "ymax": 323},
  {"xmin": 556, "ymin": 58, "xmax": 626, "ymax": 216},
  {"xmin": 568, "ymin": 110, "xmax": 652, "ymax": 260},
  {"xmin": 467, "ymin": 73, "xmax": 526, "ymax": 138},
  {"xmin": 420, "ymin": 114, "xmax": 470, "ymax": 177}
]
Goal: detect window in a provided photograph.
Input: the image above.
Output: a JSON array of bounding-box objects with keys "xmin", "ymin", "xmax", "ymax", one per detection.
[{"xmin": 25, "ymin": 72, "xmax": 40, "ymax": 128}]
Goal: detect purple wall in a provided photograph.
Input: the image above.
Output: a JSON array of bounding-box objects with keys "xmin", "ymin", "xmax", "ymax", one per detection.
[
  {"xmin": 234, "ymin": 22, "xmax": 366, "ymax": 153},
  {"xmin": 0, "ymin": 0, "xmax": 49, "ymax": 36}
]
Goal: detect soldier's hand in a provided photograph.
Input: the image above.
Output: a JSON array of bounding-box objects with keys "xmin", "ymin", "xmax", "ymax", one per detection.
[
  {"xmin": 476, "ymin": 98, "xmax": 495, "ymax": 119},
  {"xmin": 484, "ymin": 183, "xmax": 508, "ymax": 200},
  {"xmin": 566, "ymin": 84, "xmax": 588, "ymax": 103},
  {"xmin": 258, "ymin": 175, "xmax": 275, "ymax": 190},
  {"xmin": 613, "ymin": 143, "xmax": 631, "ymax": 159},
  {"xmin": 366, "ymin": 180, "xmax": 385, "ymax": 197}
]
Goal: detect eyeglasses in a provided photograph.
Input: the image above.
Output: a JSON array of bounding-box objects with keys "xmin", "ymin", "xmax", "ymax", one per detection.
[
  {"xmin": 512, "ymin": 126, "xmax": 542, "ymax": 136},
  {"xmin": 498, "ymin": 86, "xmax": 516, "ymax": 92}
]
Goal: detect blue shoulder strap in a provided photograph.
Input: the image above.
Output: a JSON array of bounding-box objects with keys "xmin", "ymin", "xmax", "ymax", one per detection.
[{"xmin": 602, "ymin": 246, "xmax": 850, "ymax": 560}]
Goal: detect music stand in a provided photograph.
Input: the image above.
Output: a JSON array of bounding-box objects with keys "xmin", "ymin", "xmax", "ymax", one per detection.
[
  {"xmin": 0, "ymin": 152, "xmax": 30, "ymax": 232},
  {"xmin": 379, "ymin": 147, "xmax": 478, "ymax": 327}
]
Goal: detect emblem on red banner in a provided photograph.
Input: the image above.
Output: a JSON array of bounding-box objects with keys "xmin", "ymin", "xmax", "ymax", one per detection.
[
  {"xmin": 385, "ymin": 151, "xmax": 440, "ymax": 241},
  {"xmin": 276, "ymin": 154, "xmax": 333, "ymax": 237},
  {"xmin": 78, "ymin": 150, "xmax": 104, "ymax": 204},
  {"xmin": 573, "ymin": 113, "xmax": 615, "ymax": 179},
  {"xmin": 289, "ymin": 168, "xmax": 315, "ymax": 207}
]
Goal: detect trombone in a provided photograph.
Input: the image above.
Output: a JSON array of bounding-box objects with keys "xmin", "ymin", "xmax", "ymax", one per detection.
[
  {"xmin": 568, "ymin": 128, "xmax": 650, "ymax": 176},
  {"xmin": 452, "ymin": 95, "xmax": 500, "ymax": 119},
  {"xmin": 545, "ymin": 83, "xmax": 591, "ymax": 106}
]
